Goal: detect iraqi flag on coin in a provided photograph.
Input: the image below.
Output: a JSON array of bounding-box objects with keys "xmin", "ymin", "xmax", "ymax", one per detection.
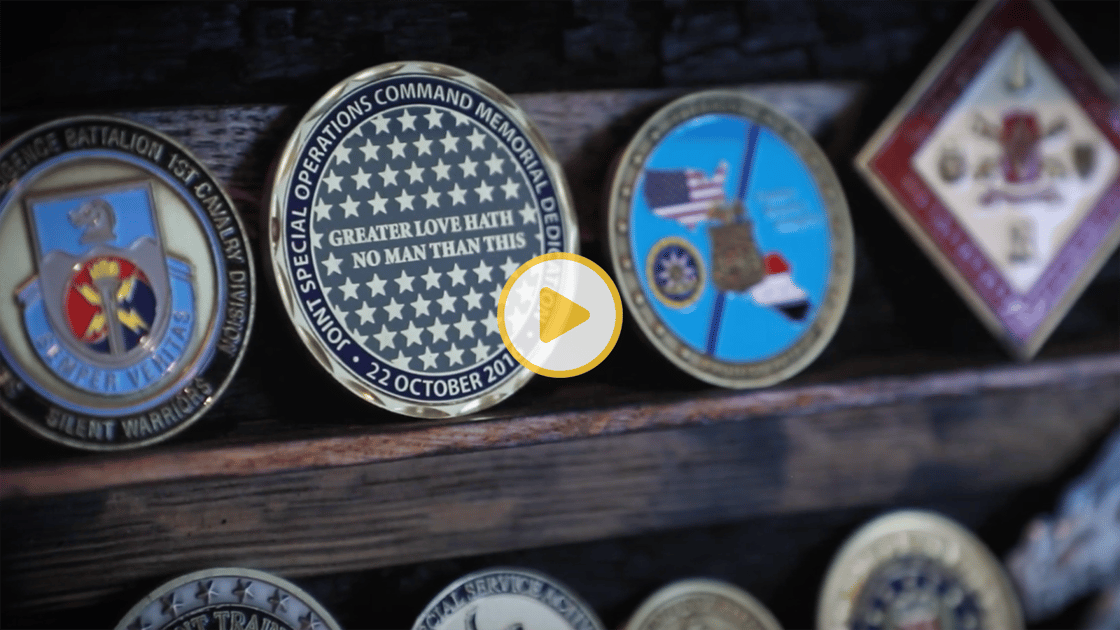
[{"xmin": 748, "ymin": 253, "xmax": 811, "ymax": 321}]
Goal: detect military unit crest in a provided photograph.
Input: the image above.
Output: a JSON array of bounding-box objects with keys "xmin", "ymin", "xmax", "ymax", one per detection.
[
  {"xmin": 856, "ymin": 0, "xmax": 1120, "ymax": 359},
  {"xmin": 0, "ymin": 117, "xmax": 254, "ymax": 450}
]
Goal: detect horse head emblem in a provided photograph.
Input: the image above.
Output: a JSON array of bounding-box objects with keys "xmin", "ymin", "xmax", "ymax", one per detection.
[{"xmin": 70, "ymin": 197, "xmax": 117, "ymax": 244}]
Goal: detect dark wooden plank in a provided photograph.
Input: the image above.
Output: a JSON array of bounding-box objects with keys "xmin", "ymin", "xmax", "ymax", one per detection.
[
  {"xmin": 2, "ymin": 353, "xmax": 1116, "ymax": 499},
  {"xmin": 3, "ymin": 353, "xmax": 1117, "ymax": 617}
]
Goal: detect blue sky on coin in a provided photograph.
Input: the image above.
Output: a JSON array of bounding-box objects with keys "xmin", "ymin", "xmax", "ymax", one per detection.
[{"xmin": 631, "ymin": 113, "xmax": 832, "ymax": 361}]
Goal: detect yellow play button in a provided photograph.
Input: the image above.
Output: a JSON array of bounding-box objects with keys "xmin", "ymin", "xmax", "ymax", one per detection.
[
  {"xmin": 498, "ymin": 253, "xmax": 623, "ymax": 378},
  {"xmin": 539, "ymin": 287, "xmax": 590, "ymax": 343}
]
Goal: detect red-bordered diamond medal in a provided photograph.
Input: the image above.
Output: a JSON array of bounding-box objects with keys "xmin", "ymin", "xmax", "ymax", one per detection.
[{"xmin": 855, "ymin": 0, "xmax": 1119, "ymax": 359}]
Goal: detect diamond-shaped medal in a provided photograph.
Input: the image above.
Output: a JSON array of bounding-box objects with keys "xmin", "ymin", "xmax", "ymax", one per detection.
[{"xmin": 855, "ymin": 0, "xmax": 1119, "ymax": 359}]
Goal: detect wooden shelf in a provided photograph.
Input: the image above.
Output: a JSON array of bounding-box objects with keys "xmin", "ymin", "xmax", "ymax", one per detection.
[{"xmin": 2, "ymin": 350, "xmax": 1117, "ymax": 617}]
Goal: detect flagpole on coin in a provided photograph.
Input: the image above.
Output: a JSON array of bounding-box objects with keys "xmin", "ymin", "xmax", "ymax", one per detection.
[{"xmin": 705, "ymin": 122, "xmax": 761, "ymax": 356}]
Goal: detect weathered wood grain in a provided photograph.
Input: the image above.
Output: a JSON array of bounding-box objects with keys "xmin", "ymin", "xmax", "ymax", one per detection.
[
  {"xmin": 2, "ymin": 353, "xmax": 1117, "ymax": 617},
  {"xmin": 1, "ymin": 352, "xmax": 1116, "ymax": 500}
]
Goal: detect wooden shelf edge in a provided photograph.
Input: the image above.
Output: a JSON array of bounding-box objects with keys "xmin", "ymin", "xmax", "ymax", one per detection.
[{"xmin": 3, "ymin": 351, "xmax": 1117, "ymax": 500}]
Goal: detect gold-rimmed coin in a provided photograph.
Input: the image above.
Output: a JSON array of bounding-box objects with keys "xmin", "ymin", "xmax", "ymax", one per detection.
[
  {"xmin": 606, "ymin": 90, "xmax": 854, "ymax": 389},
  {"xmin": 623, "ymin": 578, "xmax": 783, "ymax": 630},
  {"xmin": 817, "ymin": 510, "xmax": 1024, "ymax": 630}
]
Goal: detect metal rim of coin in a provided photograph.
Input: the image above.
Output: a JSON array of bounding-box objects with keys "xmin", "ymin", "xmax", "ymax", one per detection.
[
  {"xmin": 267, "ymin": 61, "xmax": 578, "ymax": 419},
  {"xmin": 0, "ymin": 116, "xmax": 256, "ymax": 451},
  {"xmin": 623, "ymin": 578, "xmax": 783, "ymax": 630},
  {"xmin": 816, "ymin": 510, "xmax": 1024, "ymax": 630},
  {"xmin": 606, "ymin": 89, "xmax": 854, "ymax": 389},
  {"xmin": 412, "ymin": 566, "xmax": 606, "ymax": 630},
  {"xmin": 114, "ymin": 567, "xmax": 341, "ymax": 630}
]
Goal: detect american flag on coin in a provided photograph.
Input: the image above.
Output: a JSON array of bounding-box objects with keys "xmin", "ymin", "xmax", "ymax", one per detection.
[{"xmin": 270, "ymin": 64, "xmax": 577, "ymax": 417}]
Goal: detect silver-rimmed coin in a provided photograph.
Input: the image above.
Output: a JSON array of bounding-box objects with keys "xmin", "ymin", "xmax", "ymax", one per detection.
[
  {"xmin": 115, "ymin": 567, "xmax": 340, "ymax": 630},
  {"xmin": 268, "ymin": 62, "xmax": 578, "ymax": 419},
  {"xmin": 817, "ymin": 510, "xmax": 1024, "ymax": 630},
  {"xmin": 606, "ymin": 90, "xmax": 854, "ymax": 389},
  {"xmin": 412, "ymin": 567, "xmax": 605, "ymax": 630},
  {"xmin": 0, "ymin": 116, "xmax": 255, "ymax": 450},
  {"xmin": 623, "ymin": 578, "xmax": 783, "ymax": 630}
]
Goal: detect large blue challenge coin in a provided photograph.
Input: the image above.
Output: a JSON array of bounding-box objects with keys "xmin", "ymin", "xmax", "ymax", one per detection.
[
  {"xmin": 607, "ymin": 91, "xmax": 854, "ymax": 388},
  {"xmin": 269, "ymin": 62, "xmax": 578, "ymax": 418}
]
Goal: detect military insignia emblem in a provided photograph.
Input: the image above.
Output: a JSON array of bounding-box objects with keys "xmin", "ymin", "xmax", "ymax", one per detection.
[
  {"xmin": 855, "ymin": 0, "xmax": 1120, "ymax": 359},
  {"xmin": 623, "ymin": 579, "xmax": 783, "ymax": 630},
  {"xmin": 817, "ymin": 510, "xmax": 1024, "ymax": 630},
  {"xmin": 412, "ymin": 567, "xmax": 605, "ymax": 630},
  {"xmin": 114, "ymin": 567, "xmax": 341, "ymax": 630},
  {"xmin": 0, "ymin": 117, "xmax": 255, "ymax": 450},
  {"xmin": 607, "ymin": 90, "xmax": 854, "ymax": 389},
  {"xmin": 647, "ymin": 237, "xmax": 705, "ymax": 308},
  {"xmin": 268, "ymin": 62, "xmax": 577, "ymax": 418}
]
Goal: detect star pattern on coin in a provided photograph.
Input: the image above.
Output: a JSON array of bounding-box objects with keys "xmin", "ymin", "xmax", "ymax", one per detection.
[
  {"xmin": 269, "ymin": 589, "xmax": 290, "ymax": 614},
  {"xmin": 308, "ymin": 104, "xmax": 552, "ymax": 377},
  {"xmin": 233, "ymin": 579, "xmax": 254, "ymax": 603},
  {"xmin": 195, "ymin": 580, "xmax": 219, "ymax": 604},
  {"xmin": 159, "ymin": 594, "xmax": 182, "ymax": 616}
]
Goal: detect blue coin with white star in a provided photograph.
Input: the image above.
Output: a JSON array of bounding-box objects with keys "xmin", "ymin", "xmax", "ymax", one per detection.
[{"xmin": 269, "ymin": 62, "xmax": 578, "ymax": 418}]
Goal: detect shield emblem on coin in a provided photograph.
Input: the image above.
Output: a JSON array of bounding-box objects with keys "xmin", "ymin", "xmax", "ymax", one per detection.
[
  {"xmin": 19, "ymin": 180, "xmax": 195, "ymax": 395},
  {"xmin": 708, "ymin": 211, "xmax": 764, "ymax": 292}
]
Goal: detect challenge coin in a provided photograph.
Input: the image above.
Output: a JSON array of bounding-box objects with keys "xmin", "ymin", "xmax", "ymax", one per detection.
[
  {"xmin": 817, "ymin": 510, "xmax": 1024, "ymax": 630},
  {"xmin": 623, "ymin": 578, "xmax": 783, "ymax": 630},
  {"xmin": 115, "ymin": 567, "xmax": 341, "ymax": 630},
  {"xmin": 606, "ymin": 90, "xmax": 854, "ymax": 389},
  {"xmin": 413, "ymin": 567, "xmax": 605, "ymax": 630},
  {"xmin": 855, "ymin": 0, "xmax": 1120, "ymax": 359},
  {"xmin": 0, "ymin": 116, "xmax": 255, "ymax": 450},
  {"xmin": 268, "ymin": 62, "xmax": 578, "ymax": 418}
]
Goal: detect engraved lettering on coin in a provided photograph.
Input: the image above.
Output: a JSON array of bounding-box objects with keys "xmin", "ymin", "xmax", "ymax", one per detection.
[
  {"xmin": 412, "ymin": 567, "xmax": 605, "ymax": 630},
  {"xmin": 0, "ymin": 116, "xmax": 255, "ymax": 450},
  {"xmin": 270, "ymin": 63, "xmax": 577, "ymax": 417}
]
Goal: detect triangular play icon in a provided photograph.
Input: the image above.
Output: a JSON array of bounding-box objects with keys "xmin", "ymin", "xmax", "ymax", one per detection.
[{"xmin": 539, "ymin": 287, "xmax": 590, "ymax": 343}]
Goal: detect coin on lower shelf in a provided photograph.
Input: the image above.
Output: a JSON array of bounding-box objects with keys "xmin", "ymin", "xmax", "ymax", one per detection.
[
  {"xmin": 623, "ymin": 578, "xmax": 783, "ymax": 630},
  {"xmin": 413, "ymin": 567, "xmax": 605, "ymax": 630},
  {"xmin": 267, "ymin": 61, "xmax": 578, "ymax": 419},
  {"xmin": 115, "ymin": 567, "xmax": 341, "ymax": 630},
  {"xmin": 0, "ymin": 116, "xmax": 255, "ymax": 450},
  {"xmin": 605, "ymin": 90, "xmax": 854, "ymax": 389},
  {"xmin": 817, "ymin": 510, "xmax": 1024, "ymax": 630}
]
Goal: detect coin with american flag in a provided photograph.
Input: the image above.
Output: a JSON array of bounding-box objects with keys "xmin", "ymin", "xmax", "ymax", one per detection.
[
  {"xmin": 607, "ymin": 91, "xmax": 854, "ymax": 389},
  {"xmin": 269, "ymin": 63, "xmax": 577, "ymax": 418}
]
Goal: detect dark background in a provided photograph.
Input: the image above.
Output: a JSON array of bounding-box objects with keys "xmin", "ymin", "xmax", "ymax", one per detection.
[
  {"xmin": 2, "ymin": 2, "xmax": 1119, "ymax": 629},
  {"xmin": 2, "ymin": 1, "xmax": 1117, "ymax": 114}
]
